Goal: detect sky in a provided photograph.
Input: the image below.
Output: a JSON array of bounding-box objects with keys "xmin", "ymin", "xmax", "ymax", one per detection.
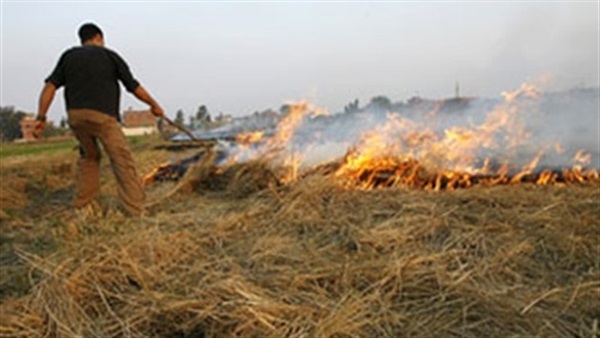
[{"xmin": 1, "ymin": 1, "xmax": 599, "ymax": 123}]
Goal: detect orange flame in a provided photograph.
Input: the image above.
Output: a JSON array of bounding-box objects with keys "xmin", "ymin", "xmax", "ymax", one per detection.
[
  {"xmin": 333, "ymin": 83, "xmax": 598, "ymax": 189},
  {"xmin": 574, "ymin": 150, "xmax": 592, "ymax": 166},
  {"xmin": 236, "ymin": 131, "xmax": 264, "ymax": 145}
]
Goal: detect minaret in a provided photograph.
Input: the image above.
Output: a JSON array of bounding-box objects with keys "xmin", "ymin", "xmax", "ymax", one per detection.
[{"xmin": 455, "ymin": 82, "xmax": 460, "ymax": 98}]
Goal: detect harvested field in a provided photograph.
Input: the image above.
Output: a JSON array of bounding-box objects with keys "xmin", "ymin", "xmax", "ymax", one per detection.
[{"xmin": 0, "ymin": 137, "xmax": 599, "ymax": 337}]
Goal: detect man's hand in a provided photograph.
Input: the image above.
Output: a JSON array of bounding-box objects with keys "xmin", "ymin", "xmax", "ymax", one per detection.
[
  {"xmin": 33, "ymin": 120, "xmax": 46, "ymax": 139},
  {"xmin": 151, "ymin": 105, "xmax": 165, "ymax": 118}
]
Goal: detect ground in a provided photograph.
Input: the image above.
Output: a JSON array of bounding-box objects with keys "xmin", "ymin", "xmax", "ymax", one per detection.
[{"xmin": 0, "ymin": 135, "xmax": 598, "ymax": 337}]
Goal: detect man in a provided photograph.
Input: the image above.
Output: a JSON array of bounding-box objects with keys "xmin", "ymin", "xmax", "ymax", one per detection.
[{"xmin": 34, "ymin": 23, "xmax": 164, "ymax": 217}]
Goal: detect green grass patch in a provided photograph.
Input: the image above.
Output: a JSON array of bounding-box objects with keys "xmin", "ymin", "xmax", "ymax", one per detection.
[
  {"xmin": 0, "ymin": 139, "xmax": 77, "ymax": 159},
  {"xmin": 0, "ymin": 135, "xmax": 159, "ymax": 159}
]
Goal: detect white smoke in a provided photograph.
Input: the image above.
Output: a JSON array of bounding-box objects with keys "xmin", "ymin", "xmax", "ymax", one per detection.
[
  {"xmin": 273, "ymin": 85, "xmax": 600, "ymax": 172},
  {"xmin": 207, "ymin": 84, "xmax": 598, "ymax": 175}
]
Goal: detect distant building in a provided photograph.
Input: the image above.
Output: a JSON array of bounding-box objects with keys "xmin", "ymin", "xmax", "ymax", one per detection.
[
  {"xmin": 122, "ymin": 108, "xmax": 157, "ymax": 136},
  {"xmin": 214, "ymin": 112, "xmax": 233, "ymax": 124},
  {"xmin": 18, "ymin": 114, "xmax": 56, "ymax": 142},
  {"xmin": 19, "ymin": 115, "xmax": 37, "ymax": 141}
]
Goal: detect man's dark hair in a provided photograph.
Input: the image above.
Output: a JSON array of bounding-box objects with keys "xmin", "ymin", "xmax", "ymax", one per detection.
[{"xmin": 78, "ymin": 23, "xmax": 103, "ymax": 44}]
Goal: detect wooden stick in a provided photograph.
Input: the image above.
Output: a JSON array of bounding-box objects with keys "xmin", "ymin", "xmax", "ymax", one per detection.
[{"xmin": 161, "ymin": 116, "xmax": 202, "ymax": 142}]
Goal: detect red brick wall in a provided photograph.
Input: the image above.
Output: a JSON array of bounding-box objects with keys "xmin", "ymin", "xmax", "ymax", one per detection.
[{"xmin": 123, "ymin": 109, "xmax": 155, "ymax": 128}]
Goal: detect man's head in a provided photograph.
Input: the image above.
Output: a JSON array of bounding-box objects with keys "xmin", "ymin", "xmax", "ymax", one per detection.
[{"xmin": 78, "ymin": 23, "xmax": 104, "ymax": 46}]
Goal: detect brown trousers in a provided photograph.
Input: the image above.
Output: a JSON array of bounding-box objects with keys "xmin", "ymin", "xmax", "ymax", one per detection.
[{"xmin": 68, "ymin": 109, "xmax": 145, "ymax": 216}]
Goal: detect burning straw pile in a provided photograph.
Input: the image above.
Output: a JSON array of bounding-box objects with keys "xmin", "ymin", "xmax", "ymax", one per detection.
[{"xmin": 143, "ymin": 83, "xmax": 599, "ymax": 192}]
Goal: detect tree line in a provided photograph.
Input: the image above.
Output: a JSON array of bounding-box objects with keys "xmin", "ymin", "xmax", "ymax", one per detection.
[{"xmin": 1, "ymin": 94, "xmax": 405, "ymax": 142}]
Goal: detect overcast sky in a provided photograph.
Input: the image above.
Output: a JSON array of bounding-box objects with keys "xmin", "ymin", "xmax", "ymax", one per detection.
[{"xmin": 1, "ymin": 1, "xmax": 598, "ymax": 123}]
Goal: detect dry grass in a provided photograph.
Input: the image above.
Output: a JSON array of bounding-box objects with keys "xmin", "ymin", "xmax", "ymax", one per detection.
[{"xmin": 1, "ymin": 138, "xmax": 599, "ymax": 337}]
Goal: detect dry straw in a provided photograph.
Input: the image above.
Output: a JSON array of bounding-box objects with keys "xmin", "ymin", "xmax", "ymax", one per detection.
[{"xmin": 1, "ymin": 158, "xmax": 599, "ymax": 337}]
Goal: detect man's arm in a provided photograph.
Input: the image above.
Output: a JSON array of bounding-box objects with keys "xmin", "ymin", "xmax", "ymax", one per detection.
[
  {"xmin": 109, "ymin": 50, "xmax": 164, "ymax": 118},
  {"xmin": 133, "ymin": 85, "xmax": 165, "ymax": 118},
  {"xmin": 33, "ymin": 82, "xmax": 57, "ymax": 138}
]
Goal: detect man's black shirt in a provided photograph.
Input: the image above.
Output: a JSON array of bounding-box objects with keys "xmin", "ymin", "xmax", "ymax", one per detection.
[{"xmin": 45, "ymin": 45, "xmax": 140, "ymax": 121}]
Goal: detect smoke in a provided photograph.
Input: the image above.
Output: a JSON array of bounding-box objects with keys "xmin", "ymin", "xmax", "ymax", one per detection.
[
  {"xmin": 219, "ymin": 83, "xmax": 599, "ymax": 174},
  {"xmin": 490, "ymin": 4, "xmax": 599, "ymax": 92}
]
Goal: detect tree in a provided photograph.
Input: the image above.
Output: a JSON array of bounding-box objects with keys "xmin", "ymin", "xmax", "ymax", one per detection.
[
  {"xmin": 367, "ymin": 95, "xmax": 393, "ymax": 112},
  {"xmin": 279, "ymin": 104, "xmax": 291, "ymax": 115},
  {"xmin": 344, "ymin": 98, "xmax": 360, "ymax": 114},
  {"xmin": 0, "ymin": 106, "xmax": 27, "ymax": 142},
  {"xmin": 196, "ymin": 105, "xmax": 211, "ymax": 123},
  {"xmin": 193, "ymin": 105, "xmax": 213, "ymax": 129},
  {"xmin": 369, "ymin": 96, "xmax": 392, "ymax": 110},
  {"xmin": 59, "ymin": 117, "xmax": 68, "ymax": 129},
  {"xmin": 174, "ymin": 109, "xmax": 185, "ymax": 125}
]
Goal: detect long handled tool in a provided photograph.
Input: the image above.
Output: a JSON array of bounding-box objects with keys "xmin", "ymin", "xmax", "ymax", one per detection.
[{"xmin": 160, "ymin": 116, "xmax": 202, "ymax": 142}]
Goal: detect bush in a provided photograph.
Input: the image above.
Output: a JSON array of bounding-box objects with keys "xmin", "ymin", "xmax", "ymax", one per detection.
[{"xmin": 0, "ymin": 106, "xmax": 27, "ymax": 142}]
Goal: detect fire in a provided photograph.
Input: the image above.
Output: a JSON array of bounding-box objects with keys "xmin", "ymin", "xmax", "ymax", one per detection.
[
  {"xmin": 574, "ymin": 150, "xmax": 592, "ymax": 166},
  {"xmin": 236, "ymin": 131, "xmax": 264, "ymax": 145},
  {"xmin": 266, "ymin": 102, "xmax": 327, "ymax": 148},
  {"xmin": 332, "ymin": 83, "xmax": 598, "ymax": 189},
  {"xmin": 232, "ymin": 102, "xmax": 328, "ymax": 183},
  {"xmin": 144, "ymin": 83, "xmax": 599, "ymax": 190},
  {"xmin": 500, "ymin": 82, "xmax": 540, "ymax": 102}
]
